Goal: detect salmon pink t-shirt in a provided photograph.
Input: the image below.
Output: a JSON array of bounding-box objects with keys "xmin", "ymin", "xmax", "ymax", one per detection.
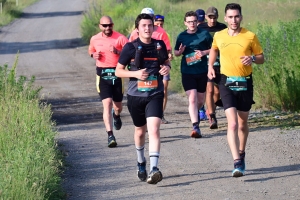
[
  {"xmin": 129, "ymin": 26, "xmax": 171, "ymax": 51},
  {"xmin": 88, "ymin": 31, "xmax": 128, "ymax": 68}
]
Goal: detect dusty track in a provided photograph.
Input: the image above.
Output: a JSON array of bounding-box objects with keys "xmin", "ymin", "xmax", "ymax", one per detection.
[{"xmin": 0, "ymin": 0, "xmax": 300, "ymax": 199}]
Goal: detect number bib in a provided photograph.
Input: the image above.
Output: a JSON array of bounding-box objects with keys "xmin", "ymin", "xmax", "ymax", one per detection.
[
  {"xmin": 225, "ymin": 76, "xmax": 247, "ymax": 91},
  {"xmin": 101, "ymin": 69, "xmax": 117, "ymax": 80},
  {"xmin": 137, "ymin": 75, "xmax": 158, "ymax": 92},
  {"xmin": 185, "ymin": 52, "xmax": 201, "ymax": 66}
]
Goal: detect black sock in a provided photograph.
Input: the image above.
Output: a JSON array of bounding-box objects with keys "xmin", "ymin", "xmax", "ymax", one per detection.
[
  {"xmin": 209, "ymin": 113, "xmax": 216, "ymax": 119},
  {"xmin": 107, "ymin": 131, "xmax": 113, "ymax": 137},
  {"xmin": 192, "ymin": 122, "xmax": 199, "ymax": 127},
  {"xmin": 113, "ymin": 112, "xmax": 120, "ymax": 119}
]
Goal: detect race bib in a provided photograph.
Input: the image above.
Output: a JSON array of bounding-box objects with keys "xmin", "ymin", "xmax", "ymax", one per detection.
[
  {"xmin": 137, "ymin": 75, "xmax": 158, "ymax": 92},
  {"xmin": 225, "ymin": 76, "xmax": 247, "ymax": 91},
  {"xmin": 101, "ymin": 69, "xmax": 117, "ymax": 80},
  {"xmin": 185, "ymin": 52, "xmax": 201, "ymax": 66}
]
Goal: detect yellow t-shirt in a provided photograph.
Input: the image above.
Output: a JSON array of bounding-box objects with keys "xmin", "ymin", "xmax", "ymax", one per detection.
[{"xmin": 212, "ymin": 28, "xmax": 263, "ymax": 77}]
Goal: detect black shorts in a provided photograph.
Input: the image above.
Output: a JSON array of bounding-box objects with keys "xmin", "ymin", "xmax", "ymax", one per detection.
[
  {"xmin": 96, "ymin": 73, "xmax": 123, "ymax": 102},
  {"xmin": 219, "ymin": 74, "xmax": 255, "ymax": 112},
  {"xmin": 127, "ymin": 92, "xmax": 164, "ymax": 127},
  {"xmin": 207, "ymin": 66, "xmax": 221, "ymax": 84},
  {"xmin": 181, "ymin": 73, "xmax": 207, "ymax": 93}
]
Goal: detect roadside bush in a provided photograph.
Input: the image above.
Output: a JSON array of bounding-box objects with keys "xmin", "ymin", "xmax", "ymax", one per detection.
[{"xmin": 0, "ymin": 58, "xmax": 64, "ymax": 199}]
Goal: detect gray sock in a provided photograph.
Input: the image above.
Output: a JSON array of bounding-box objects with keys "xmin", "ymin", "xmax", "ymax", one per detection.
[
  {"xmin": 149, "ymin": 152, "xmax": 160, "ymax": 170},
  {"xmin": 136, "ymin": 146, "xmax": 145, "ymax": 163}
]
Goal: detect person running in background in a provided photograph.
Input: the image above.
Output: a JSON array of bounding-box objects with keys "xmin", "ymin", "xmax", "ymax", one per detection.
[
  {"xmin": 198, "ymin": 6, "xmax": 227, "ymax": 129},
  {"xmin": 195, "ymin": 8, "xmax": 208, "ymax": 121},
  {"xmin": 208, "ymin": 3, "xmax": 264, "ymax": 177},
  {"xmin": 154, "ymin": 14, "xmax": 173, "ymax": 124},
  {"xmin": 174, "ymin": 11, "xmax": 212, "ymax": 138},
  {"xmin": 116, "ymin": 14, "xmax": 170, "ymax": 184},
  {"xmin": 88, "ymin": 16, "xmax": 128, "ymax": 148}
]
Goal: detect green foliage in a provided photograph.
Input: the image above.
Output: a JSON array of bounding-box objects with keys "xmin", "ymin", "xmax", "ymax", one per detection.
[
  {"xmin": 0, "ymin": 58, "xmax": 64, "ymax": 199},
  {"xmin": 254, "ymin": 19, "xmax": 300, "ymax": 111}
]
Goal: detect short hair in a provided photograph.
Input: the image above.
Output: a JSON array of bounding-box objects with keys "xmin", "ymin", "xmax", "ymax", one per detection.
[
  {"xmin": 225, "ymin": 3, "xmax": 242, "ymax": 15},
  {"xmin": 135, "ymin": 13, "xmax": 154, "ymax": 29},
  {"xmin": 184, "ymin": 11, "xmax": 197, "ymax": 21}
]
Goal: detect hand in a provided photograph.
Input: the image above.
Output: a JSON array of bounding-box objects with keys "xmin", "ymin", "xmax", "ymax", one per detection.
[
  {"xmin": 194, "ymin": 50, "xmax": 205, "ymax": 57},
  {"xmin": 110, "ymin": 46, "xmax": 119, "ymax": 54},
  {"xmin": 159, "ymin": 65, "xmax": 170, "ymax": 76},
  {"xmin": 135, "ymin": 69, "xmax": 149, "ymax": 80},
  {"xmin": 207, "ymin": 67, "xmax": 215, "ymax": 80},
  {"xmin": 178, "ymin": 43, "xmax": 186, "ymax": 55},
  {"xmin": 240, "ymin": 56, "xmax": 252, "ymax": 66},
  {"xmin": 93, "ymin": 51, "xmax": 101, "ymax": 60},
  {"xmin": 168, "ymin": 52, "xmax": 173, "ymax": 61}
]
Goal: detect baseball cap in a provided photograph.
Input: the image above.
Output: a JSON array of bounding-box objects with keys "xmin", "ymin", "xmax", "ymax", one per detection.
[
  {"xmin": 195, "ymin": 9, "xmax": 205, "ymax": 22},
  {"xmin": 141, "ymin": 8, "xmax": 155, "ymax": 15},
  {"xmin": 206, "ymin": 7, "xmax": 218, "ymax": 16}
]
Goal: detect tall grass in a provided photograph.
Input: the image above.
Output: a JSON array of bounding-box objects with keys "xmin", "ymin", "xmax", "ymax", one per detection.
[
  {"xmin": 0, "ymin": 0, "xmax": 38, "ymax": 26},
  {"xmin": 0, "ymin": 58, "xmax": 64, "ymax": 199},
  {"xmin": 81, "ymin": 0, "xmax": 300, "ymax": 110}
]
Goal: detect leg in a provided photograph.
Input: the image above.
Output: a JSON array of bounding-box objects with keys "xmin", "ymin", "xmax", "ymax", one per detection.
[
  {"xmin": 161, "ymin": 79, "xmax": 169, "ymax": 124},
  {"xmin": 205, "ymin": 81, "xmax": 215, "ymax": 115},
  {"xmin": 237, "ymin": 110, "xmax": 250, "ymax": 152},
  {"xmin": 186, "ymin": 89, "xmax": 199, "ymax": 124},
  {"xmin": 134, "ymin": 125, "xmax": 148, "ymax": 181},
  {"xmin": 102, "ymin": 98, "xmax": 113, "ymax": 132}
]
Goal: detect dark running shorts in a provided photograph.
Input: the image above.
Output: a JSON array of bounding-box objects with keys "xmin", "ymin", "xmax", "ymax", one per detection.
[
  {"xmin": 219, "ymin": 74, "xmax": 255, "ymax": 112},
  {"xmin": 96, "ymin": 74, "xmax": 124, "ymax": 102},
  {"xmin": 181, "ymin": 73, "xmax": 207, "ymax": 93},
  {"xmin": 207, "ymin": 66, "xmax": 221, "ymax": 84},
  {"xmin": 127, "ymin": 92, "xmax": 164, "ymax": 127}
]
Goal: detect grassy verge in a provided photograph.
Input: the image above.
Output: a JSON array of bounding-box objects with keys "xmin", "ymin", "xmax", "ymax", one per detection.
[
  {"xmin": 0, "ymin": 58, "xmax": 64, "ymax": 199},
  {"xmin": 0, "ymin": 0, "xmax": 39, "ymax": 26}
]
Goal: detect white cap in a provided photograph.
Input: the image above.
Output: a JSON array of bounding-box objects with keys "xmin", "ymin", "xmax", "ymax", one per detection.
[{"xmin": 141, "ymin": 7, "xmax": 154, "ymax": 15}]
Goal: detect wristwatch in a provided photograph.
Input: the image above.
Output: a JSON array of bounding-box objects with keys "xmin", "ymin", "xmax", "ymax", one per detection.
[{"xmin": 251, "ymin": 55, "xmax": 256, "ymax": 62}]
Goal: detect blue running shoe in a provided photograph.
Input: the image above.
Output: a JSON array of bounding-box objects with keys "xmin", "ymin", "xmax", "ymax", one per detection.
[
  {"xmin": 232, "ymin": 160, "xmax": 245, "ymax": 177},
  {"xmin": 199, "ymin": 110, "xmax": 207, "ymax": 121},
  {"xmin": 147, "ymin": 167, "xmax": 163, "ymax": 184},
  {"xmin": 137, "ymin": 161, "xmax": 147, "ymax": 181},
  {"xmin": 190, "ymin": 125, "xmax": 202, "ymax": 138},
  {"xmin": 112, "ymin": 109, "xmax": 122, "ymax": 130}
]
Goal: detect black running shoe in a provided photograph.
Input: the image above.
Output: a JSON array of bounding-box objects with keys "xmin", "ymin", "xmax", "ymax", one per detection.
[
  {"xmin": 108, "ymin": 135, "xmax": 117, "ymax": 148},
  {"xmin": 137, "ymin": 161, "xmax": 147, "ymax": 181},
  {"xmin": 147, "ymin": 167, "xmax": 163, "ymax": 184},
  {"xmin": 112, "ymin": 109, "xmax": 122, "ymax": 130}
]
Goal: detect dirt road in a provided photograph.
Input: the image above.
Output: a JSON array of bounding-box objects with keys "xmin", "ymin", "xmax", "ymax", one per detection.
[{"xmin": 0, "ymin": 0, "xmax": 299, "ymax": 199}]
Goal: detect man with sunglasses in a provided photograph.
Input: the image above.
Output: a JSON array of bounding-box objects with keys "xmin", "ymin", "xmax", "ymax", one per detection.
[
  {"xmin": 175, "ymin": 11, "xmax": 212, "ymax": 138},
  {"xmin": 88, "ymin": 16, "xmax": 128, "ymax": 148},
  {"xmin": 198, "ymin": 7, "xmax": 227, "ymax": 129},
  {"xmin": 154, "ymin": 14, "xmax": 173, "ymax": 124}
]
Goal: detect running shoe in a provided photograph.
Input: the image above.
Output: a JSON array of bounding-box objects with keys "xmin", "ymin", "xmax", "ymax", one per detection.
[
  {"xmin": 147, "ymin": 167, "xmax": 163, "ymax": 184},
  {"xmin": 112, "ymin": 109, "xmax": 122, "ymax": 130},
  {"xmin": 209, "ymin": 117, "xmax": 218, "ymax": 129},
  {"xmin": 199, "ymin": 110, "xmax": 207, "ymax": 121},
  {"xmin": 108, "ymin": 135, "xmax": 117, "ymax": 148},
  {"xmin": 137, "ymin": 161, "xmax": 147, "ymax": 181},
  {"xmin": 232, "ymin": 160, "xmax": 245, "ymax": 177},
  {"xmin": 161, "ymin": 115, "xmax": 169, "ymax": 124},
  {"xmin": 190, "ymin": 126, "xmax": 202, "ymax": 138}
]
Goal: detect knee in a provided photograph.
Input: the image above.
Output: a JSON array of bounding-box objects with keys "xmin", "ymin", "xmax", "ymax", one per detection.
[{"xmin": 228, "ymin": 121, "xmax": 238, "ymax": 131}]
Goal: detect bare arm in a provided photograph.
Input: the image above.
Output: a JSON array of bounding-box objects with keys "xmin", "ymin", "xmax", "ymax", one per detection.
[
  {"xmin": 207, "ymin": 48, "xmax": 219, "ymax": 79},
  {"xmin": 115, "ymin": 63, "xmax": 149, "ymax": 81}
]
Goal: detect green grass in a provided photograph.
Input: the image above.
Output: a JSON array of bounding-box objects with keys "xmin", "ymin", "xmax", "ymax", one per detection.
[
  {"xmin": 0, "ymin": 0, "xmax": 39, "ymax": 26},
  {"xmin": 0, "ymin": 58, "xmax": 64, "ymax": 199}
]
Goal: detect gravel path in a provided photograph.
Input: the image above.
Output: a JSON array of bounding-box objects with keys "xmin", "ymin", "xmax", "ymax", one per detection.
[{"xmin": 0, "ymin": 0, "xmax": 299, "ymax": 199}]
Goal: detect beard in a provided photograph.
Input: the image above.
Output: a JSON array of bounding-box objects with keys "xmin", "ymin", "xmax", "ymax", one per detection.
[{"xmin": 104, "ymin": 29, "xmax": 113, "ymax": 36}]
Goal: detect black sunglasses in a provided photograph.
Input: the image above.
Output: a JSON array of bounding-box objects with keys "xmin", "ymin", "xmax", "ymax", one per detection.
[{"xmin": 101, "ymin": 23, "xmax": 113, "ymax": 28}]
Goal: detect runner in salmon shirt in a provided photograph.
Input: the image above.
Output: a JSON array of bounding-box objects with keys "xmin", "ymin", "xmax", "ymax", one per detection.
[{"xmin": 88, "ymin": 16, "xmax": 128, "ymax": 148}]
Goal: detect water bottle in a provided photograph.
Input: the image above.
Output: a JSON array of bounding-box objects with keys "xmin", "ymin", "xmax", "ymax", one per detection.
[{"xmin": 135, "ymin": 45, "xmax": 143, "ymax": 69}]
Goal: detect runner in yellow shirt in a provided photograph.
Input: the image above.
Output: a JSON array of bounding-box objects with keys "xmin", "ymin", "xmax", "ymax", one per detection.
[{"xmin": 208, "ymin": 3, "xmax": 264, "ymax": 177}]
